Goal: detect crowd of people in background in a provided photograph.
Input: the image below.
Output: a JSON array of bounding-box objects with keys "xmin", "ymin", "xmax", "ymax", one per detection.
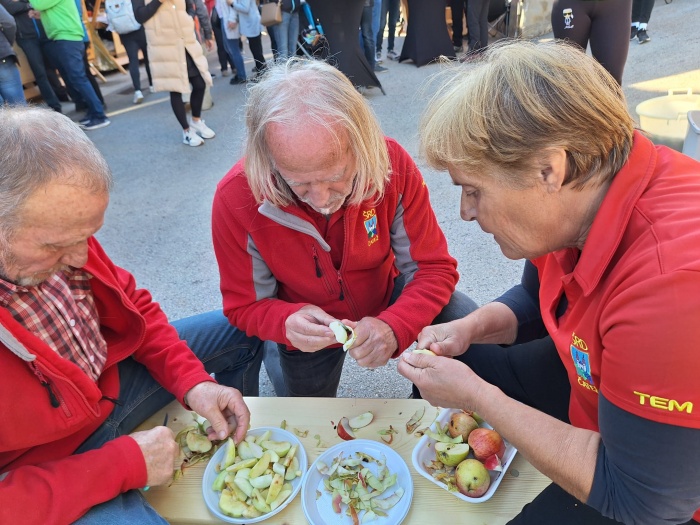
[{"xmin": 0, "ymin": 0, "xmax": 664, "ymax": 139}]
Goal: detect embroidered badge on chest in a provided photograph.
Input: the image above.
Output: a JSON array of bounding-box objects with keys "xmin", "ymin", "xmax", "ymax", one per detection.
[
  {"xmin": 363, "ymin": 209, "xmax": 378, "ymax": 246},
  {"xmin": 570, "ymin": 332, "xmax": 598, "ymax": 393}
]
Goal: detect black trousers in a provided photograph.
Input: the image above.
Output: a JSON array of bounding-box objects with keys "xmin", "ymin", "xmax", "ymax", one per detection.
[
  {"xmin": 632, "ymin": 0, "xmax": 655, "ymax": 24},
  {"xmin": 119, "ymin": 27, "xmax": 152, "ymax": 91},
  {"xmin": 449, "ymin": 0, "xmax": 468, "ymax": 47},
  {"xmin": 551, "ymin": 0, "xmax": 632, "ymax": 85}
]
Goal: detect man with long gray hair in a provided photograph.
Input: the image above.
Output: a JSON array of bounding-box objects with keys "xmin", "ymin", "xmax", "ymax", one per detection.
[
  {"xmin": 212, "ymin": 58, "xmax": 476, "ymax": 398},
  {"xmin": 0, "ymin": 106, "xmax": 263, "ymax": 524}
]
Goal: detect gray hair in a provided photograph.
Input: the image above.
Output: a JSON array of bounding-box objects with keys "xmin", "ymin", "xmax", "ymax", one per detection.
[
  {"xmin": 244, "ymin": 58, "xmax": 390, "ymax": 207},
  {"xmin": 0, "ymin": 106, "xmax": 113, "ymax": 240}
]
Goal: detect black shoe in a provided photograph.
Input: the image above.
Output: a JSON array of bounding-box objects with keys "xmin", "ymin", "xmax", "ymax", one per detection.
[
  {"xmin": 80, "ymin": 117, "xmax": 111, "ymax": 130},
  {"xmin": 374, "ymin": 64, "xmax": 388, "ymax": 73},
  {"xmin": 229, "ymin": 76, "xmax": 247, "ymax": 85},
  {"xmin": 630, "ymin": 26, "xmax": 638, "ymax": 40},
  {"xmin": 637, "ymin": 29, "xmax": 650, "ymax": 44}
]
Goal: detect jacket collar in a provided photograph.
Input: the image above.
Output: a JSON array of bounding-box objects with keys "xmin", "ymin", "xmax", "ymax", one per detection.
[{"xmin": 573, "ymin": 131, "xmax": 656, "ymax": 295}]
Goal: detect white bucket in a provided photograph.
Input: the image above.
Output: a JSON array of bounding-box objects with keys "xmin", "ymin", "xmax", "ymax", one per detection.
[{"xmin": 635, "ymin": 90, "xmax": 700, "ymax": 151}]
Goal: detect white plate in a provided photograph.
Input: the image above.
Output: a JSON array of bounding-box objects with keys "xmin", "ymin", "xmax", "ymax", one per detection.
[
  {"xmin": 301, "ymin": 439, "xmax": 413, "ymax": 525},
  {"xmin": 202, "ymin": 426, "xmax": 308, "ymax": 524},
  {"xmin": 411, "ymin": 408, "xmax": 517, "ymax": 503}
]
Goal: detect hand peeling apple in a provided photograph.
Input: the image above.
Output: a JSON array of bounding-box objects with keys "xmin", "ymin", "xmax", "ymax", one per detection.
[{"xmin": 329, "ymin": 321, "xmax": 356, "ymax": 351}]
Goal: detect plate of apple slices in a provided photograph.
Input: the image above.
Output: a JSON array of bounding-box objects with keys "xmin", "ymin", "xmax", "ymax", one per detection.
[
  {"xmin": 301, "ymin": 439, "xmax": 413, "ymax": 525},
  {"xmin": 411, "ymin": 408, "xmax": 517, "ymax": 503},
  {"xmin": 202, "ymin": 426, "xmax": 308, "ymax": 523}
]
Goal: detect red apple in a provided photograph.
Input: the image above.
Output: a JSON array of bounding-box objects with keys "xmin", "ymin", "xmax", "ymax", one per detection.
[
  {"xmin": 482, "ymin": 453, "xmax": 503, "ymax": 472},
  {"xmin": 447, "ymin": 411, "xmax": 479, "ymax": 442},
  {"xmin": 467, "ymin": 428, "xmax": 505, "ymax": 461},
  {"xmin": 454, "ymin": 458, "xmax": 490, "ymax": 498},
  {"xmin": 337, "ymin": 417, "xmax": 356, "ymax": 440}
]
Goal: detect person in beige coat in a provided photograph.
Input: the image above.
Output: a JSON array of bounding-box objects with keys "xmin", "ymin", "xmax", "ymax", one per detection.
[{"xmin": 134, "ymin": 0, "xmax": 216, "ymax": 146}]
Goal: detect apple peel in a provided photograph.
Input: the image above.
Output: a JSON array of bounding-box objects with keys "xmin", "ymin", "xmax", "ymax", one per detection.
[{"xmin": 405, "ymin": 406, "xmax": 425, "ymax": 434}]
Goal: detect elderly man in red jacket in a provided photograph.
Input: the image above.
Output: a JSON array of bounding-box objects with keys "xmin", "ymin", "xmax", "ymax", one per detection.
[
  {"xmin": 212, "ymin": 58, "xmax": 477, "ymax": 398},
  {"xmin": 0, "ymin": 106, "xmax": 263, "ymax": 525}
]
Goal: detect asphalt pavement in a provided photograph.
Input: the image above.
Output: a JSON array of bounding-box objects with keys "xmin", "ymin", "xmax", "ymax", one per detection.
[{"xmin": 81, "ymin": 0, "xmax": 699, "ymax": 398}]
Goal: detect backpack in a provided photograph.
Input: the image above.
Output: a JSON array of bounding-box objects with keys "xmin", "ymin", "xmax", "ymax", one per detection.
[{"xmin": 105, "ymin": 0, "xmax": 141, "ymax": 35}]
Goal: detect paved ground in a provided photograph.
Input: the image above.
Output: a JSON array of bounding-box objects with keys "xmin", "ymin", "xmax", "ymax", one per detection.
[{"xmin": 78, "ymin": 0, "xmax": 699, "ymax": 398}]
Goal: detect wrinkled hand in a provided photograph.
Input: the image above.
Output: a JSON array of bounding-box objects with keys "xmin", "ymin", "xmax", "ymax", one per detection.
[
  {"xmin": 285, "ymin": 305, "xmax": 337, "ymax": 352},
  {"xmin": 204, "ymin": 39, "xmax": 214, "ymax": 51},
  {"xmin": 185, "ymin": 381, "xmax": 250, "ymax": 443},
  {"xmin": 345, "ymin": 317, "xmax": 397, "ymax": 369},
  {"xmin": 130, "ymin": 426, "xmax": 178, "ymax": 487},
  {"xmin": 416, "ymin": 319, "xmax": 472, "ymax": 358},
  {"xmin": 397, "ymin": 351, "xmax": 484, "ymax": 411}
]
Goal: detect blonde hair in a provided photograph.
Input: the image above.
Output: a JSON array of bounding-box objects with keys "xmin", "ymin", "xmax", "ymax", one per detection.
[
  {"xmin": 244, "ymin": 58, "xmax": 390, "ymax": 206},
  {"xmin": 420, "ymin": 40, "xmax": 635, "ymax": 189}
]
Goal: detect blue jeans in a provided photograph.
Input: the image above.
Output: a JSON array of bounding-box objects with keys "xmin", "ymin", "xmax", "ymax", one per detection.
[
  {"xmin": 360, "ymin": 5, "xmax": 376, "ymax": 67},
  {"xmin": 221, "ymin": 20, "xmax": 247, "ymax": 80},
  {"xmin": 276, "ymin": 274, "xmax": 479, "ymax": 397},
  {"xmin": 49, "ymin": 39, "xmax": 105, "ymax": 119},
  {"xmin": 376, "ymin": 0, "xmax": 400, "ymax": 53},
  {"xmin": 16, "ymin": 37, "xmax": 62, "ymax": 111},
  {"xmin": 272, "ymin": 10, "xmax": 300, "ymax": 59},
  {"xmin": 71, "ymin": 310, "xmax": 263, "ymax": 524},
  {"xmin": 0, "ymin": 59, "xmax": 27, "ymax": 106}
]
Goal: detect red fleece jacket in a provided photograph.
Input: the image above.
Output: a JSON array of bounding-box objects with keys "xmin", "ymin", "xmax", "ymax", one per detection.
[
  {"xmin": 0, "ymin": 238, "xmax": 214, "ymax": 525},
  {"xmin": 212, "ymin": 138, "xmax": 459, "ymax": 354}
]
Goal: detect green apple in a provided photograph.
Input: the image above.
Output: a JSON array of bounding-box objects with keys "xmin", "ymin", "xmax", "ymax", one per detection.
[
  {"xmin": 455, "ymin": 459, "xmax": 491, "ymax": 498},
  {"xmin": 434, "ymin": 442, "xmax": 470, "ymax": 467},
  {"xmin": 219, "ymin": 437, "xmax": 236, "ymax": 470},
  {"xmin": 261, "ymin": 440, "xmax": 292, "ymax": 457}
]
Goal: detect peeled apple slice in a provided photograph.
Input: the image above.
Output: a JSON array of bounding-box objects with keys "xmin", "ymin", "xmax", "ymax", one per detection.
[{"xmin": 329, "ymin": 321, "xmax": 356, "ymax": 351}]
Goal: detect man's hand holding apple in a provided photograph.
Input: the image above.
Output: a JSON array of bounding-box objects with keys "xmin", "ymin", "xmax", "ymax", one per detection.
[
  {"xmin": 285, "ymin": 304, "xmax": 338, "ymax": 352},
  {"xmin": 345, "ymin": 317, "xmax": 397, "ymax": 369},
  {"xmin": 415, "ymin": 317, "xmax": 474, "ymax": 358},
  {"xmin": 184, "ymin": 381, "xmax": 250, "ymax": 444}
]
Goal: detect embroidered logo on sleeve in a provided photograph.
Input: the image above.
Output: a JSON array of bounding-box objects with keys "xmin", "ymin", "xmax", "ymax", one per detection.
[
  {"xmin": 570, "ymin": 332, "xmax": 598, "ymax": 393},
  {"xmin": 363, "ymin": 209, "xmax": 378, "ymax": 246}
]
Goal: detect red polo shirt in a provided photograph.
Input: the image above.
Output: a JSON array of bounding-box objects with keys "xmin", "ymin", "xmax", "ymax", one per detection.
[{"xmin": 533, "ymin": 132, "xmax": 700, "ymax": 432}]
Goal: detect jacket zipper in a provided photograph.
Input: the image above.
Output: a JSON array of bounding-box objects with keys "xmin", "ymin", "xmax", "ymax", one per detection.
[
  {"xmin": 312, "ymin": 245, "xmax": 323, "ymax": 277},
  {"xmin": 337, "ymin": 272, "xmax": 344, "ymax": 301},
  {"xmin": 30, "ymin": 361, "xmax": 60, "ymax": 408}
]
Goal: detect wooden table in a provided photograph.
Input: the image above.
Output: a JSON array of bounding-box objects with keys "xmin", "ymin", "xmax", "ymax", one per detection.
[{"xmin": 138, "ymin": 398, "xmax": 550, "ymax": 524}]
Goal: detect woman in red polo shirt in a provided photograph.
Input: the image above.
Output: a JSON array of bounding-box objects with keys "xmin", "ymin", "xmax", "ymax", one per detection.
[{"xmin": 399, "ymin": 39, "xmax": 700, "ymax": 525}]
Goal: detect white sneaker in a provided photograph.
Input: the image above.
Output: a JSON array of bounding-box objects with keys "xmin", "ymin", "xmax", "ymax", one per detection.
[
  {"xmin": 133, "ymin": 90, "xmax": 144, "ymax": 104},
  {"xmin": 183, "ymin": 129, "xmax": 204, "ymax": 147},
  {"xmin": 221, "ymin": 69, "xmax": 232, "ymax": 77},
  {"xmin": 148, "ymin": 85, "xmax": 156, "ymax": 93},
  {"xmin": 190, "ymin": 118, "xmax": 216, "ymax": 139},
  {"xmin": 375, "ymin": 51, "xmax": 383, "ymax": 64}
]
